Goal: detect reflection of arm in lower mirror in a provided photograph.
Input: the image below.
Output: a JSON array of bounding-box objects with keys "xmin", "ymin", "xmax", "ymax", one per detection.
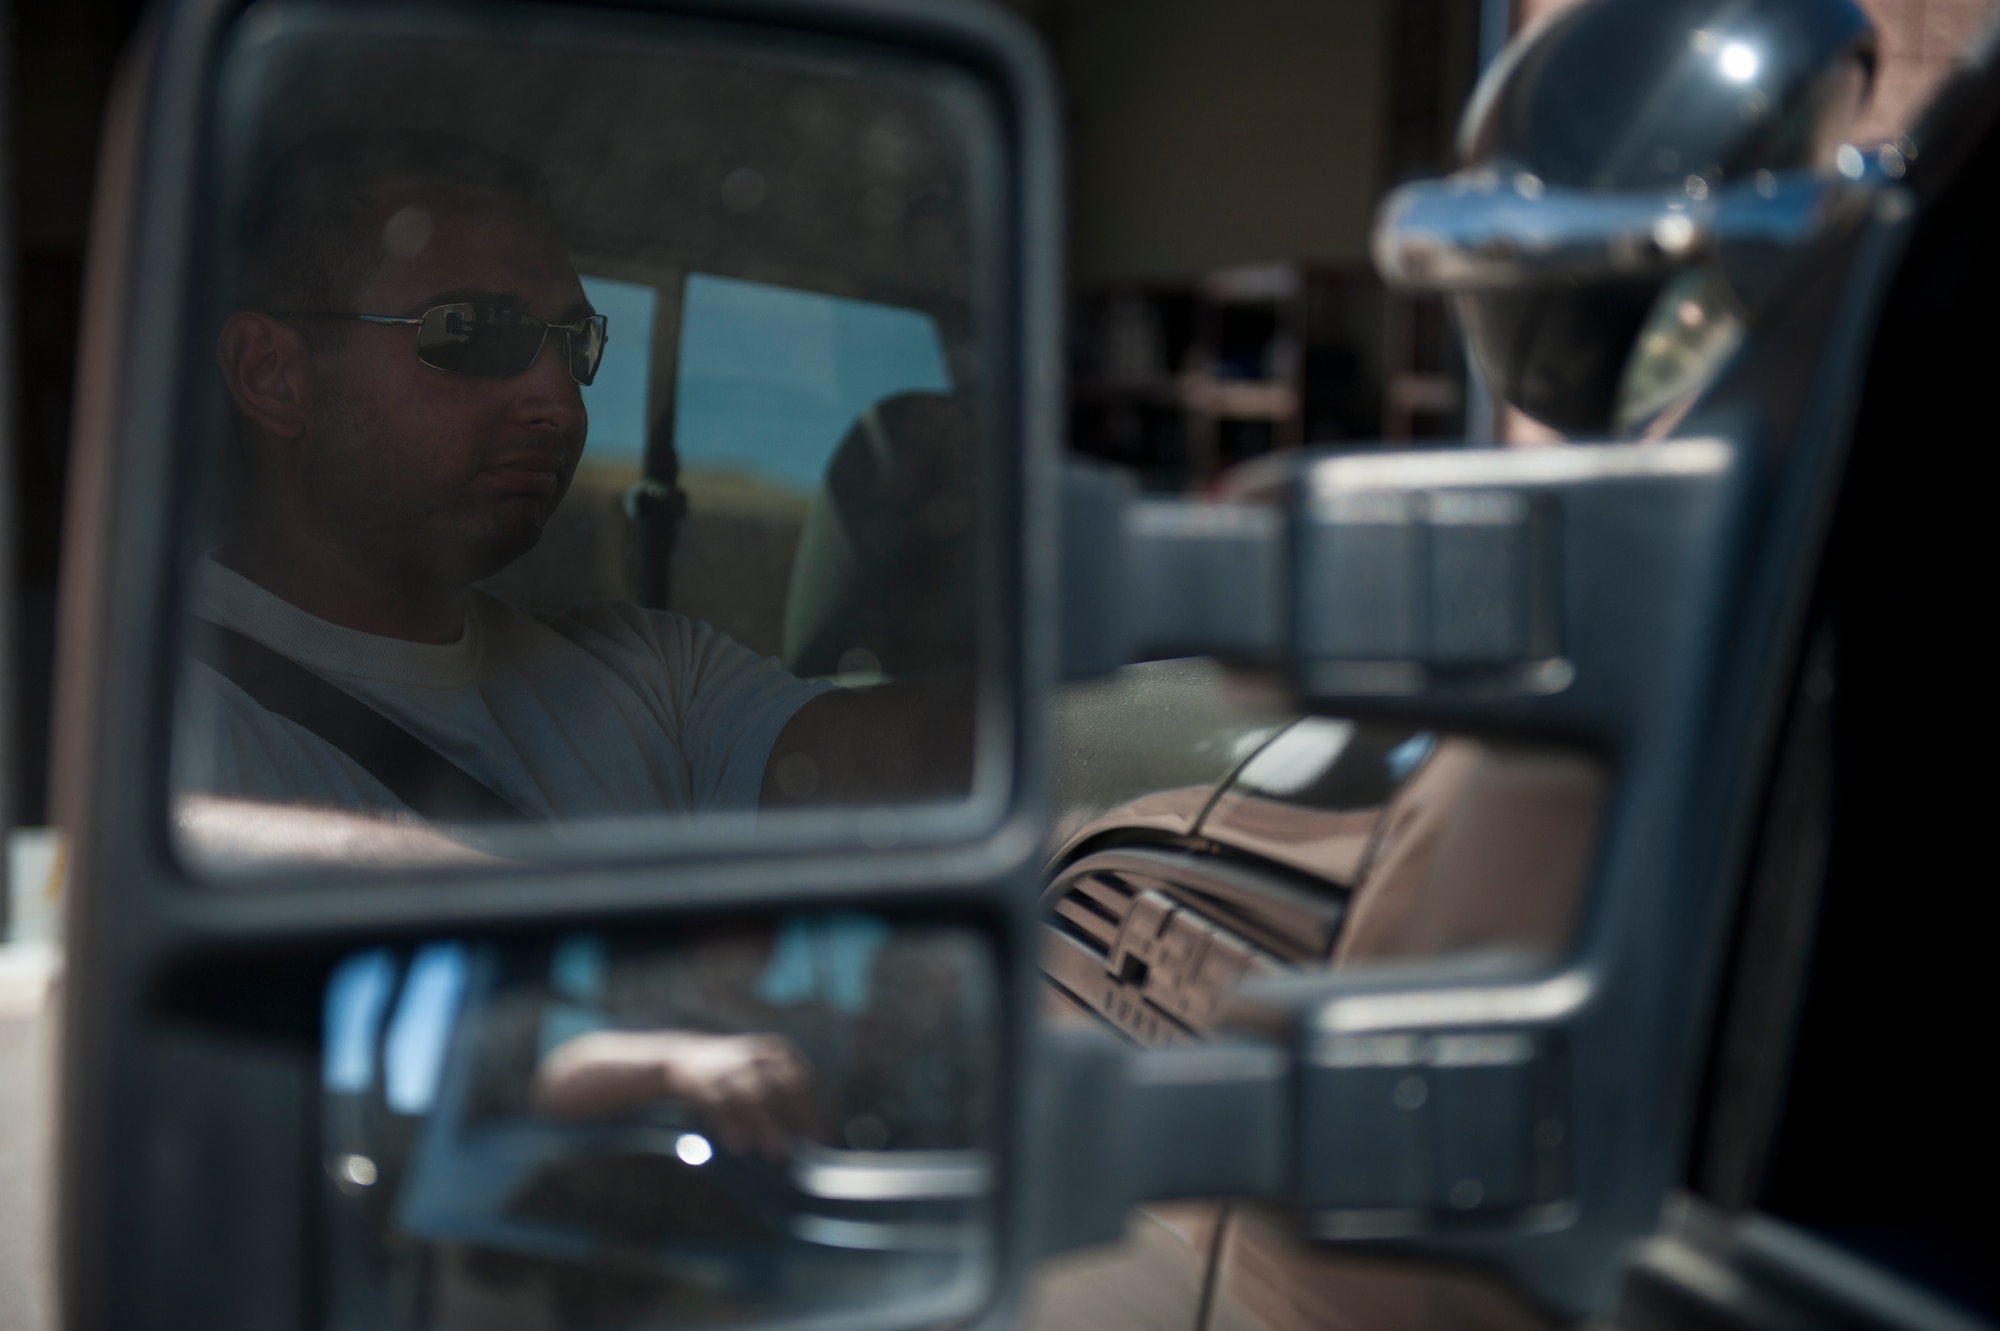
[
  {"xmin": 760, "ymin": 671, "xmax": 975, "ymax": 808},
  {"xmin": 533, "ymin": 1028, "xmax": 818, "ymax": 1162}
]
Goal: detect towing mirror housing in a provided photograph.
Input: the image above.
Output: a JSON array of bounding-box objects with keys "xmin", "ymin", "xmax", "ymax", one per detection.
[{"xmin": 55, "ymin": 2, "xmax": 1066, "ymax": 1328}]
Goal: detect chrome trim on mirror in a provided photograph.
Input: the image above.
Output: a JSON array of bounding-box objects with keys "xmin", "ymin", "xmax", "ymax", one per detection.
[
  {"xmin": 790, "ymin": 1145, "xmax": 995, "ymax": 1200},
  {"xmin": 1311, "ymin": 971, "xmax": 1594, "ymax": 1043},
  {"xmin": 790, "ymin": 1215, "xmax": 988, "ymax": 1251},
  {"xmin": 1374, "ymin": 168, "xmax": 1846, "ymax": 292},
  {"xmin": 1301, "ymin": 437, "xmax": 1733, "ymax": 494}
]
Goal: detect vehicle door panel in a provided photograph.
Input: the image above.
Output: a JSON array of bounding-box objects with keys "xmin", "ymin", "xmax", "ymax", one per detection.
[
  {"xmin": 1194, "ymin": 720, "xmax": 1430, "ymax": 886},
  {"xmin": 1332, "ymin": 742, "xmax": 1606, "ymax": 964}
]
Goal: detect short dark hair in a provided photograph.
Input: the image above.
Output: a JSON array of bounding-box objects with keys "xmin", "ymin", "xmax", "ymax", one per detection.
[{"xmin": 239, "ymin": 127, "xmax": 555, "ymax": 318}]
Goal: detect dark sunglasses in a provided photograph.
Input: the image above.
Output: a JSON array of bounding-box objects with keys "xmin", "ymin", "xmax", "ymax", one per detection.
[{"xmin": 279, "ymin": 303, "xmax": 609, "ymax": 385}]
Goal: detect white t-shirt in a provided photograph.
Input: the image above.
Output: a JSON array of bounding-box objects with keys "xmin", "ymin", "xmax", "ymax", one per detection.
[{"xmin": 175, "ymin": 559, "xmax": 833, "ymax": 820}]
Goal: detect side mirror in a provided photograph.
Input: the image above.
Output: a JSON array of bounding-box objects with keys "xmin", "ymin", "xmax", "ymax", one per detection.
[{"xmin": 56, "ymin": 2, "xmax": 1061, "ymax": 1328}]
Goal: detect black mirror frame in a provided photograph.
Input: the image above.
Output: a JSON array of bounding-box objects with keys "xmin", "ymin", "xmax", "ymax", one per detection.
[{"xmin": 51, "ymin": 2, "xmax": 1064, "ymax": 1328}]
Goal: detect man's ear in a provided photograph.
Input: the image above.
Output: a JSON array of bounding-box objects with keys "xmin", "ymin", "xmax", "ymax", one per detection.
[{"xmin": 217, "ymin": 311, "xmax": 315, "ymax": 440}]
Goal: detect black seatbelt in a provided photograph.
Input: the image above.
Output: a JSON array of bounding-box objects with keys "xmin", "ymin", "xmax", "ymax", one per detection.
[{"xmin": 188, "ymin": 621, "xmax": 532, "ymax": 823}]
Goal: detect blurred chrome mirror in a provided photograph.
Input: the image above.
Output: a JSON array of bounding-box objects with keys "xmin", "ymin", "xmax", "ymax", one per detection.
[
  {"xmin": 321, "ymin": 914, "xmax": 1000, "ymax": 1330},
  {"xmin": 1372, "ymin": 0, "xmax": 1878, "ymax": 435}
]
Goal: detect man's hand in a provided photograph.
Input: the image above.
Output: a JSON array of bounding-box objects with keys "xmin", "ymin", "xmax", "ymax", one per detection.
[{"xmin": 533, "ymin": 1029, "xmax": 817, "ymax": 1161}]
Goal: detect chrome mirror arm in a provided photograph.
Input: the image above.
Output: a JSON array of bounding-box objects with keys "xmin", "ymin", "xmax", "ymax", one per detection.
[{"xmin": 1372, "ymin": 168, "xmax": 1861, "ymax": 294}]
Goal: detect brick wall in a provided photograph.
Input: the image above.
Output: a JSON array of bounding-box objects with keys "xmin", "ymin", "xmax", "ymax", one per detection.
[
  {"xmin": 1850, "ymin": 0, "xmax": 2000, "ymax": 136},
  {"xmin": 1516, "ymin": 0, "xmax": 2000, "ymax": 141}
]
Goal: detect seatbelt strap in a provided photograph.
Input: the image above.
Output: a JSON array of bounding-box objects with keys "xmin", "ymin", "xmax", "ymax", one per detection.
[{"xmin": 188, "ymin": 620, "xmax": 533, "ymax": 823}]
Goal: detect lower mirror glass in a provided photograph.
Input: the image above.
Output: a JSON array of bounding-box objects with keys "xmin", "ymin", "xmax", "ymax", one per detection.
[{"xmin": 320, "ymin": 913, "xmax": 1000, "ymax": 1330}]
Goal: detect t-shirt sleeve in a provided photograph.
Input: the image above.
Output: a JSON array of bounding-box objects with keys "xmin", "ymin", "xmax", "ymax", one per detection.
[{"xmin": 640, "ymin": 612, "xmax": 836, "ymax": 811}]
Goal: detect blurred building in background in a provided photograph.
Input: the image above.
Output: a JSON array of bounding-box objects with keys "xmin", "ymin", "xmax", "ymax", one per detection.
[
  {"xmin": 1010, "ymin": 0, "xmax": 1484, "ymax": 490},
  {"xmin": 1522, "ymin": 0, "xmax": 2000, "ymax": 141}
]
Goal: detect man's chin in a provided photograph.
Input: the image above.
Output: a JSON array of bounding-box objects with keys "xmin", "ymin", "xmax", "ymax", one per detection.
[{"xmin": 460, "ymin": 514, "xmax": 552, "ymax": 585}]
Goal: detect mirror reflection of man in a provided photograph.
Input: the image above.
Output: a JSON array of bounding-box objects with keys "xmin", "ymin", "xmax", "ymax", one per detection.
[{"xmin": 181, "ymin": 130, "xmax": 968, "ymax": 831}]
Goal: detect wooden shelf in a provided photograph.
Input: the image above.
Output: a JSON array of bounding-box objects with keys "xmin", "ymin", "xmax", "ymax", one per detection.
[
  {"xmin": 1196, "ymin": 262, "xmax": 1305, "ymax": 303},
  {"xmin": 1073, "ymin": 374, "xmax": 1300, "ymax": 421},
  {"xmin": 1070, "ymin": 377, "xmax": 1182, "ymax": 406},
  {"xmin": 1386, "ymin": 373, "xmax": 1463, "ymax": 415},
  {"xmin": 1070, "ymin": 260, "xmax": 1467, "ymax": 490},
  {"xmin": 1179, "ymin": 375, "xmax": 1299, "ymax": 421}
]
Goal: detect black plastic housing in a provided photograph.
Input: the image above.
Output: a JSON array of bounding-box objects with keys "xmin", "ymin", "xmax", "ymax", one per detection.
[{"xmin": 50, "ymin": 2, "xmax": 1063, "ymax": 1329}]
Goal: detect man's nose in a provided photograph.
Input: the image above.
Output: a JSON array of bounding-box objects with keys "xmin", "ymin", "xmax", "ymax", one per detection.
[{"xmin": 512, "ymin": 336, "xmax": 586, "ymax": 435}]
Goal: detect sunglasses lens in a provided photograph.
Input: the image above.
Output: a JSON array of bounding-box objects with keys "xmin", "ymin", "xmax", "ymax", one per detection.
[
  {"xmin": 567, "ymin": 317, "xmax": 608, "ymax": 386},
  {"xmin": 417, "ymin": 304, "xmax": 547, "ymax": 379}
]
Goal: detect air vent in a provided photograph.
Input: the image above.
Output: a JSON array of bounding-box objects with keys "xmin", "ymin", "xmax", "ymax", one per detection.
[
  {"xmin": 1043, "ymin": 865, "xmax": 1282, "ymax": 1044},
  {"xmin": 1050, "ymin": 872, "xmax": 1136, "ymax": 954}
]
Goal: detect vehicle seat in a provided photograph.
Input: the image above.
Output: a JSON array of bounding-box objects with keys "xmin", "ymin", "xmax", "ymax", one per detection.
[{"xmin": 782, "ymin": 391, "xmax": 974, "ymax": 678}]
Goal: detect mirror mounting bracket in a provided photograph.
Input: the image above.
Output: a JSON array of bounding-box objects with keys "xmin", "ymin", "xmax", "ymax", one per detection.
[
  {"xmin": 1029, "ymin": 1026, "xmax": 1287, "ymax": 1258},
  {"xmin": 1032, "ymin": 962, "xmax": 1592, "ymax": 1314},
  {"xmin": 1062, "ymin": 440, "xmax": 1734, "ymax": 743}
]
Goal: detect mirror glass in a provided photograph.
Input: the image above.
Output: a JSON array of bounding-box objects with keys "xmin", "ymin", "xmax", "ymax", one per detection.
[
  {"xmin": 168, "ymin": 0, "xmax": 1001, "ymax": 874},
  {"xmin": 321, "ymin": 913, "xmax": 1000, "ymax": 1330}
]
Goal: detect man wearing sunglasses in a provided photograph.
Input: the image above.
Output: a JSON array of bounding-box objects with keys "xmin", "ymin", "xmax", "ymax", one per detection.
[{"xmin": 183, "ymin": 129, "xmax": 968, "ymax": 831}]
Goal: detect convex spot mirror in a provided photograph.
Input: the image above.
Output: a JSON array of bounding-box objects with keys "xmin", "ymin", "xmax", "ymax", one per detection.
[{"xmin": 321, "ymin": 914, "xmax": 1001, "ymax": 1331}]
